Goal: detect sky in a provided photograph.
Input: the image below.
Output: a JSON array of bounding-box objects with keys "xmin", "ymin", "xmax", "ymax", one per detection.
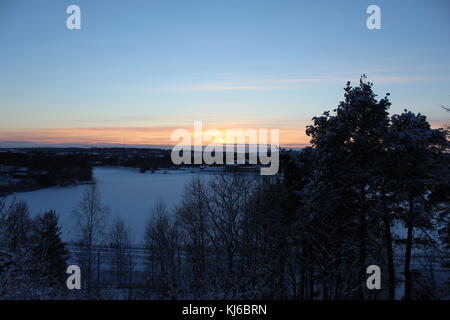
[{"xmin": 0, "ymin": 0, "xmax": 449, "ymax": 147}]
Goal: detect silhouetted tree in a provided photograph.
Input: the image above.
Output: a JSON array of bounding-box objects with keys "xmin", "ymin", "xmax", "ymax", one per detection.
[
  {"xmin": 305, "ymin": 77, "xmax": 391, "ymax": 299},
  {"xmin": 109, "ymin": 217, "xmax": 132, "ymax": 288},
  {"xmin": 386, "ymin": 110, "xmax": 448, "ymax": 299},
  {"xmin": 31, "ymin": 210, "xmax": 69, "ymax": 285},
  {"xmin": 73, "ymin": 182, "xmax": 110, "ymax": 293},
  {"xmin": 145, "ymin": 200, "xmax": 181, "ymax": 298}
]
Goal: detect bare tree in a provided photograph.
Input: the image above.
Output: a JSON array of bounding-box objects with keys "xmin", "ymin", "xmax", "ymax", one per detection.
[
  {"xmin": 175, "ymin": 177, "xmax": 211, "ymax": 295},
  {"xmin": 73, "ymin": 182, "xmax": 110, "ymax": 293},
  {"xmin": 207, "ymin": 174, "xmax": 253, "ymax": 296},
  {"xmin": 3, "ymin": 201, "xmax": 32, "ymax": 254},
  {"xmin": 144, "ymin": 200, "xmax": 180, "ymax": 298},
  {"xmin": 109, "ymin": 217, "xmax": 132, "ymax": 288}
]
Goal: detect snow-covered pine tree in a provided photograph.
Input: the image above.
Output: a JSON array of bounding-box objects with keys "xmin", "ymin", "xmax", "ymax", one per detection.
[{"xmin": 32, "ymin": 210, "xmax": 69, "ymax": 286}]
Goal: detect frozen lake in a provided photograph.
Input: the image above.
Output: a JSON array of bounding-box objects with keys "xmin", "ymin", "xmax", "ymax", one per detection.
[{"xmin": 13, "ymin": 167, "xmax": 213, "ymax": 243}]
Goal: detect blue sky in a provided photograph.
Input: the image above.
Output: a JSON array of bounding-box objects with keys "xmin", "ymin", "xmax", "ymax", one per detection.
[{"xmin": 0, "ymin": 0, "xmax": 449, "ymax": 145}]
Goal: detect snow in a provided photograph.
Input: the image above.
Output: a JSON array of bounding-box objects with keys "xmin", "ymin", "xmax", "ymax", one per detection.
[{"xmin": 12, "ymin": 166, "xmax": 214, "ymax": 243}]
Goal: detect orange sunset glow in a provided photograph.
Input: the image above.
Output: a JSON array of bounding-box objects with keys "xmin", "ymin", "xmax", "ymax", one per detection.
[{"xmin": 0, "ymin": 125, "xmax": 310, "ymax": 148}]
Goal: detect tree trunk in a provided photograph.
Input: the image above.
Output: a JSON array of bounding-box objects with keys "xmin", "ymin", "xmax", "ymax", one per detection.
[
  {"xmin": 357, "ymin": 210, "xmax": 367, "ymax": 300},
  {"xmin": 87, "ymin": 237, "xmax": 92, "ymax": 293},
  {"xmin": 382, "ymin": 191, "xmax": 396, "ymax": 300},
  {"xmin": 300, "ymin": 263, "xmax": 306, "ymax": 300},
  {"xmin": 404, "ymin": 217, "xmax": 414, "ymax": 300},
  {"xmin": 357, "ymin": 185, "xmax": 367, "ymax": 300},
  {"xmin": 308, "ymin": 266, "xmax": 314, "ymax": 300}
]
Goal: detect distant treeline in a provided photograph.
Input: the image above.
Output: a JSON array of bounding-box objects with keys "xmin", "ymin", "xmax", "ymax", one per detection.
[
  {"xmin": 0, "ymin": 148, "xmax": 176, "ymax": 194},
  {"xmin": 0, "ymin": 151, "xmax": 92, "ymax": 194}
]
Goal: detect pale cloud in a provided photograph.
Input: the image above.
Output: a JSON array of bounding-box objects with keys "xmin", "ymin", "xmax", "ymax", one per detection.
[
  {"xmin": 164, "ymin": 83, "xmax": 278, "ymax": 92},
  {"xmin": 159, "ymin": 75, "xmax": 450, "ymax": 92},
  {"xmin": 264, "ymin": 76, "xmax": 429, "ymax": 84}
]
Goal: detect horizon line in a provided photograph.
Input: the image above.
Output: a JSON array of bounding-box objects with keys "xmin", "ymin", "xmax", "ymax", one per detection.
[{"xmin": 0, "ymin": 141, "xmax": 309, "ymax": 150}]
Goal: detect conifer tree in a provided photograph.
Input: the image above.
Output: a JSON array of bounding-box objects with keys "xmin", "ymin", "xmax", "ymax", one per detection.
[{"xmin": 32, "ymin": 210, "xmax": 69, "ymax": 286}]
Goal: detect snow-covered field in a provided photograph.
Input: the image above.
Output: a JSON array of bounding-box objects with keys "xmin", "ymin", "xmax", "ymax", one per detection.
[{"xmin": 12, "ymin": 166, "xmax": 213, "ymax": 242}]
